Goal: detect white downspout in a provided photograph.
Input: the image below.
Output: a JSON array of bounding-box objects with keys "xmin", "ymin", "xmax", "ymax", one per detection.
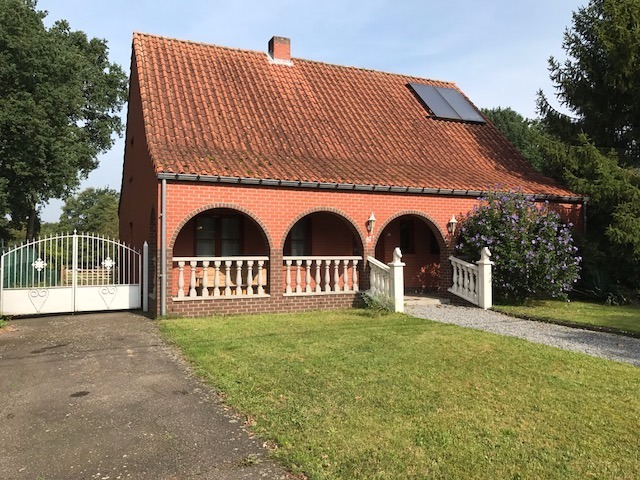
[{"xmin": 161, "ymin": 178, "xmax": 167, "ymax": 317}]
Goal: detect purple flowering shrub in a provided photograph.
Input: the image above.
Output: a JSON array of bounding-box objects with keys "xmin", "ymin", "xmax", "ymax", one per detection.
[{"xmin": 456, "ymin": 190, "xmax": 581, "ymax": 303}]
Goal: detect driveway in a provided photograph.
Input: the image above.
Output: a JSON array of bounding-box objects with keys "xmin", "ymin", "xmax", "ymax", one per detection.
[
  {"xmin": 407, "ymin": 304, "xmax": 640, "ymax": 366},
  {"xmin": 0, "ymin": 312, "xmax": 289, "ymax": 480}
]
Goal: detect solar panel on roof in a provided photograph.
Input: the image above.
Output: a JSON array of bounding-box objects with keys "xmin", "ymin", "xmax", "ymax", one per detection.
[
  {"xmin": 438, "ymin": 88, "xmax": 486, "ymax": 123},
  {"xmin": 409, "ymin": 83, "xmax": 486, "ymax": 123},
  {"xmin": 409, "ymin": 84, "xmax": 461, "ymax": 120}
]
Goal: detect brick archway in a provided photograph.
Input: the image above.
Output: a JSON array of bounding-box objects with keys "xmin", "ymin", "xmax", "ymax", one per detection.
[
  {"xmin": 280, "ymin": 206, "xmax": 366, "ymax": 255},
  {"xmin": 373, "ymin": 210, "xmax": 451, "ymax": 293},
  {"xmin": 168, "ymin": 202, "xmax": 274, "ymax": 253},
  {"xmin": 372, "ymin": 210, "xmax": 448, "ymax": 252}
]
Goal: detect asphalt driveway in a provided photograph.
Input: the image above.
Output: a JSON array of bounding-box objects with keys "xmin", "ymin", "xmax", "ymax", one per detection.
[{"xmin": 0, "ymin": 312, "xmax": 289, "ymax": 480}]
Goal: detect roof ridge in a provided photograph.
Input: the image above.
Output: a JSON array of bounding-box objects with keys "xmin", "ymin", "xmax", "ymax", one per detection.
[{"xmin": 131, "ymin": 31, "xmax": 457, "ymax": 88}]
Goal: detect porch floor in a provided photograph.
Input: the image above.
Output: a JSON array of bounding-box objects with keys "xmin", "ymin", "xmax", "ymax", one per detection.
[{"xmin": 404, "ymin": 293, "xmax": 450, "ymax": 306}]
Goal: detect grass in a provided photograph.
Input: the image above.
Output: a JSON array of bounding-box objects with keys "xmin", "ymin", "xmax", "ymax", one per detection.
[
  {"xmin": 494, "ymin": 300, "xmax": 640, "ymax": 335},
  {"xmin": 0, "ymin": 318, "xmax": 7, "ymax": 329},
  {"xmin": 160, "ymin": 310, "xmax": 640, "ymax": 480}
]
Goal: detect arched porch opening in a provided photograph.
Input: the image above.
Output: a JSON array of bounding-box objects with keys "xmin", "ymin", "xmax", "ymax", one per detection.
[
  {"xmin": 172, "ymin": 207, "xmax": 271, "ymax": 297},
  {"xmin": 282, "ymin": 211, "xmax": 363, "ymax": 293},
  {"xmin": 374, "ymin": 214, "xmax": 445, "ymax": 293}
]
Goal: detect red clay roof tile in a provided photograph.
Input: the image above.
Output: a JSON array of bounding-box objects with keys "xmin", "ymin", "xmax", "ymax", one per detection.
[{"xmin": 132, "ymin": 32, "xmax": 574, "ymax": 197}]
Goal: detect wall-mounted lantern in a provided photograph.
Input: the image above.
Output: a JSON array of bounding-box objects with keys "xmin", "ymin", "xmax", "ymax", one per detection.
[
  {"xmin": 366, "ymin": 213, "xmax": 376, "ymax": 233},
  {"xmin": 447, "ymin": 214, "xmax": 458, "ymax": 236}
]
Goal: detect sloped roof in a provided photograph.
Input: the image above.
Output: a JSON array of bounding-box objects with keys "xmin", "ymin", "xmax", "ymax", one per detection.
[{"xmin": 132, "ymin": 32, "xmax": 575, "ymax": 197}]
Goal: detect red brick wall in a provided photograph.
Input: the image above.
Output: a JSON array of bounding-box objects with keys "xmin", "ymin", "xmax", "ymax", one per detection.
[
  {"xmin": 308, "ymin": 212, "xmax": 358, "ymax": 256},
  {"xmin": 147, "ymin": 182, "xmax": 584, "ymax": 317},
  {"xmin": 122, "ymin": 172, "xmax": 583, "ymax": 317},
  {"xmin": 168, "ymin": 293, "xmax": 362, "ymax": 317},
  {"xmin": 155, "ymin": 184, "xmax": 455, "ymax": 317},
  {"xmin": 550, "ymin": 202, "xmax": 585, "ymax": 231},
  {"xmin": 119, "ymin": 56, "xmax": 158, "ymax": 251},
  {"xmin": 119, "ymin": 54, "xmax": 161, "ymax": 312}
]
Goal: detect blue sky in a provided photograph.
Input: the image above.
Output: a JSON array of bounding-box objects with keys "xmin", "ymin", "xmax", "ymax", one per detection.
[{"xmin": 37, "ymin": 0, "xmax": 585, "ymax": 221}]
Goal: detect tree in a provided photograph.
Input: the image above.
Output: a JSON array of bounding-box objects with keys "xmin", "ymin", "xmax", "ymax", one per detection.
[
  {"xmin": 0, "ymin": 0, "xmax": 127, "ymax": 240},
  {"xmin": 58, "ymin": 187, "xmax": 120, "ymax": 238},
  {"xmin": 535, "ymin": 0, "xmax": 640, "ymax": 290},
  {"xmin": 482, "ymin": 107, "xmax": 547, "ymax": 171},
  {"xmin": 538, "ymin": 0, "xmax": 640, "ymax": 166},
  {"xmin": 538, "ymin": 135, "xmax": 640, "ymax": 274}
]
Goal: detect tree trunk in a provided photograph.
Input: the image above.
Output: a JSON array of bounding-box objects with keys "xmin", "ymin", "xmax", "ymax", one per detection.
[{"xmin": 25, "ymin": 207, "xmax": 39, "ymax": 241}]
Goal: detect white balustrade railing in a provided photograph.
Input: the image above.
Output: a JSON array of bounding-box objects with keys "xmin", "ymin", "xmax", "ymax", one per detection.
[
  {"xmin": 448, "ymin": 247, "xmax": 493, "ymax": 309},
  {"xmin": 368, "ymin": 256, "xmax": 390, "ymax": 297},
  {"xmin": 172, "ymin": 256, "xmax": 269, "ymax": 299},
  {"xmin": 282, "ymin": 256, "xmax": 362, "ymax": 295},
  {"xmin": 367, "ymin": 247, "xmax": 405, "ymax": 313}
]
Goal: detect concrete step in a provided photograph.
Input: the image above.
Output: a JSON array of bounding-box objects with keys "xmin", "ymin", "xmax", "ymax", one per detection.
[{"xmin": 404, "ymin": 294, "xmax": 450, "ymax": 306}]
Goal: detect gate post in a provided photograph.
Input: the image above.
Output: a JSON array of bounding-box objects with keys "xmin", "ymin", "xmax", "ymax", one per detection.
[
  {"xmin": 476, "ymin": 247, "xmax": 494, "ymax": 310},
  {"xmin": 0, "ymin": 253, "xmax": 4, "ymax": 316},
  {"xmin": 388, "ymin": 247, "xmax": 405, "ymax": 313},
  {"xmin": 72, "ymin": 230, "xmax": 79, "ymax": 311},
  {"xmin": 143, "ymin": 241, "xmax": 149, "ymax": 312}
]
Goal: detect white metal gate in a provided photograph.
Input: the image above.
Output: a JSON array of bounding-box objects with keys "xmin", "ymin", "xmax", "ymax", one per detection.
[{"xmin": 0, "ymin": 232, "xmax": 144, "ymax": 316}]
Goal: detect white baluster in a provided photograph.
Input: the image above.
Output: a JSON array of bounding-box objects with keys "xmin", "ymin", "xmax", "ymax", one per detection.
[
  {"xmin": 224, "ymin": 260, "xmax": 232, "ymax": 296},
  {"xmin": 202, "ymin": 261, "xmax": 210, "ymax": 297},
  {"xmin": 285, "ymin": 260, "xmax": 292, "ymax": 294},
  {"xmin": 303, "ymin": 260, "xmax": 311, "ymax": 293},
  {"xmin": 370, "ymin": 267, "xmax": 376, "ymax": 295},
  {"xmin": 314, "ymin": 260, "xmax": 322, "ymax": 293},
  {"xmin": 246, "ymin": 260, "xmax": 254, "ymax": 296},
  {"xmin": 257, "ymin": 260, "xmax": 265, "ymax": 295},
  {"xmin": 189, "ymin": 261, "xmax": 197, "ymax": 297},
  {"xmin": 213, "ymin": 260, "xmax": 221, "ymax": 297},
  {"xmin": 177, "ymin": 261, "xmax": 185, "ymax": 298},
  {"xmin": 353, "ymin": 260, "xmax": 359, "ymax": 292},
  {"xmin": 235, "ymin": 260, "xmax": 243, "ymax": 296},
  {"xmin": 470, "ymin": 268, "xmax": 476, "ymax": 297},
  {"xmin": 325, "ymin": 259, "xmax": 331, "ymax": 292},
  {"xmin": 295, "ymin": 260, "xmax": 303, "ymax": 294},
  {"xmin": 333, "ymin": 260, "xmax": 340, "ymax": 292},
  {"xmin": 462, "ymin": 266, "xmax": 468, "ymax": 295},
  {"xmin": 343, "ymin": 259, "xmax": 349, "ymax": 291},
  {"xmin": 452, "ymin": 264, "xmax": 459, "ymax": 293}
]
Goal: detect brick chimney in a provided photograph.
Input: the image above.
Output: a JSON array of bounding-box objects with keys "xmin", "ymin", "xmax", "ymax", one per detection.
[{"xmin": 268, "ymin": 36, "xmax": 292, "ymax": 64}]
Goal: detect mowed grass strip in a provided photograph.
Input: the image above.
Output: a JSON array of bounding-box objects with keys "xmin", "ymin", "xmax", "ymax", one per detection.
[
  {"xmin": 495, "ymin": 300, "xmax": 640, "ymax": 335},
  {"xmin": 160, "ymin": 310, "xmax": 640, "ymax": 480}
]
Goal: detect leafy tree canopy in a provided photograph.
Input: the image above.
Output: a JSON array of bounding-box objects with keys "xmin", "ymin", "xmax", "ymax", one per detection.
[
  {"xmin": 57, "ymin": 187, "xmax": 120, "ymax": 238},
  {"xmin": 0, "ymin": 0, "xmax": 127, "ymax": 240},
  {"xmin": 528, "ymin": 0, "xmax": 640, "ymax": 289},
  {"xmin": 482, "ymin": 107, "xmax": 547, "ymax": 171},
  {"xmin": 538, "ymin": 0, "xmax": 640, "ymax": 166}
]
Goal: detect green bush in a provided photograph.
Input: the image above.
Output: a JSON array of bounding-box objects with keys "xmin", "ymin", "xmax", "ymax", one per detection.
[
  {"xmin": 457, "ymin": 190, "xmax": 581, "ymax": 303},
  {"xmin": 362, "ymin": 292, "xmax": 393, "ymax": 316}
]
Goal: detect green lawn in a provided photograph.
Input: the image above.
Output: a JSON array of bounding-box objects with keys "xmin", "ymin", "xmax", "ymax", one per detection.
[
  {"xmin": 160, "ymin": 310, "xmax": 640, "ymax": 480},
  {"xmin": 494, "ymin": 300, "xmax": 640, "ymax": 335}
]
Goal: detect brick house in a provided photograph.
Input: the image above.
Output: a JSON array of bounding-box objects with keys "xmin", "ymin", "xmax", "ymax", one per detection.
[{"xmin": 119, "ymin": 33, "xmax": 584, "ymax": 318}]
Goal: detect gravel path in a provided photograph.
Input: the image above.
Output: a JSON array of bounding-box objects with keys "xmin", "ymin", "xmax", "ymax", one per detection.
[{"xmin": 406, "ymin": 304, "xmax": 640, "ymax": 366}]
